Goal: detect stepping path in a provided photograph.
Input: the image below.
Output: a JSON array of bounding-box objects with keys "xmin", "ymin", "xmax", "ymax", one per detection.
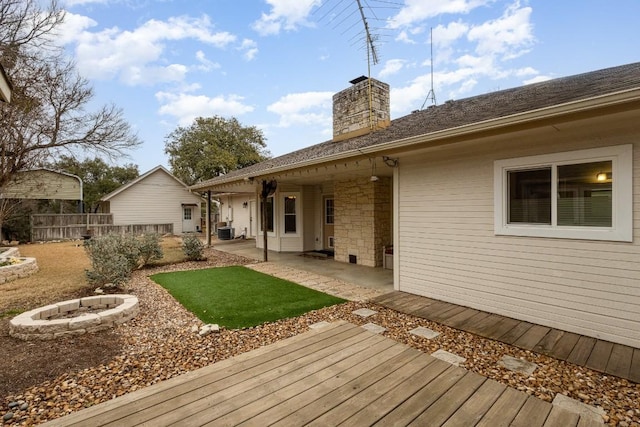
[{"xmin": 246, "ymin": 262, "xmax": 389, "ymax": 301}]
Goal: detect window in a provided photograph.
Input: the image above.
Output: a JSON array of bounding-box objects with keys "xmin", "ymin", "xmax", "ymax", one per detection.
[
  {"xmin": 260, "ymin": 196, "xmax": 274, "ymax": 232},
  {"xmin": 325, "ymin": 198, "xmax": 334, "ymax": 225},
  {"xmin": 183, "ymin": 207, "xmax": 192, "ymax": 220},
  {"xmin": 284, "ymin": 195, "xmax": 297, "ymax": 233},
  {"xmin": 494, "ymin": 145, "xmax": 632, "ymax": 242}
]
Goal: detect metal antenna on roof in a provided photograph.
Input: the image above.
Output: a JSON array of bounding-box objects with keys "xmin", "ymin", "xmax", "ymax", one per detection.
[
  {"xmin": 356, "ymin": 0, "xmax": 378, "ymax": 130},
  {"xmin": 421, "ymin": 27, "xmax": 437, "ymax": 109}
]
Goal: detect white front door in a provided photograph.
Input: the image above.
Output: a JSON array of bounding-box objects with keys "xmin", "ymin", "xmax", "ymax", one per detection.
[{"xmin": 182, "ymin": 206, "xmax": 195, "ymax": 233}]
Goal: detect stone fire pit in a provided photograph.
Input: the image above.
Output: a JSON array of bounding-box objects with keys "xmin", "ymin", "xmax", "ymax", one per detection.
[{"xmin": 9, "ymin": 295, "xmax": 139, "ymax": 340}]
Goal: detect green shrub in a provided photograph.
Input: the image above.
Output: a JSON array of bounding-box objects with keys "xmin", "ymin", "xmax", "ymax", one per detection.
[
  {"xmin": 84, "ymin": 234, "xmax": 136, "ymax": 286},
  {"xmin": 84, "ymin": 233, "xmax": 164, "ymax": 286},
  {"xmin": 138, "ymin": 233, "xmax": 163, "ymax": 266},
  {"xmin": 182, "ymin": 234, "xmax": 205, "ymax": 261}
]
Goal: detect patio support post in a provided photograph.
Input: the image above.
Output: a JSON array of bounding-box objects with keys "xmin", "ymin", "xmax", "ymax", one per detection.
[
  {"xmin": 262, "ymin": 194, "xmax": 268, "ymax": 262},
  {"xmin": 260, "ymin": 179, "xmax": 277, "ymax": 262},
  {"xmin": 206, "ymin": 190, "xmax": 212, "ymax": 247}
]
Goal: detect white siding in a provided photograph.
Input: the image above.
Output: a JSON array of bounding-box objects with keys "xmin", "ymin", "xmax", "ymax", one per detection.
[
  {"xmin": 221, "ymin": 195, "xmax": 253, "ymax": 238},
  {"xmin": 397, "ymin": 118, "xmax": 640, "ymax": 347},
  {"xmin": 109, "ymin": 169, "xmax": 202, "ymax": 234}
]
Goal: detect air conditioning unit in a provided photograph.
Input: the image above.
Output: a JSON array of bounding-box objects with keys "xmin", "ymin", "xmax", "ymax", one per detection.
[{"xmin": 217, "ymin": 227, "xmax": 234, "ymax": 240}]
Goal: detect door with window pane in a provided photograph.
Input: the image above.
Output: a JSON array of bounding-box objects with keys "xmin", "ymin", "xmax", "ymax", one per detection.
[
  {"xmin": 182, "ymin": 206, "xmax": 195, "ymax": 233},
  {"xmin": 323, "ymin": 196, "xmax": 334, "ymax": 250}
]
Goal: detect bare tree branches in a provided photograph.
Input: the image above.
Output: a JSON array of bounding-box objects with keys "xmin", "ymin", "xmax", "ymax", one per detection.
[{"xmin": 0, "ymin": 0, "xmax": 141, "ymax": 234}]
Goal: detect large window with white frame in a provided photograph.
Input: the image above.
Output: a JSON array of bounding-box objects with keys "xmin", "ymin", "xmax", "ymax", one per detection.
[
  {"xmin": 494, "ymin": 144, "xmax": 632, "ymax": 242},
  {"xmin": 283, "ymin": 194, "xmax": 297, "ymax": 234}
]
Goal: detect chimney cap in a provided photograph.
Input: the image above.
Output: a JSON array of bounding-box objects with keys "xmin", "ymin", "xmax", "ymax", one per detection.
[{"xmin": 349, "ymin": 75, "xmax": 368, "ymax": 85}]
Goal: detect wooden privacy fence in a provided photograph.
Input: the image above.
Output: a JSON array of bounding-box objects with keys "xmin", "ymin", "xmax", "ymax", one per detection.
[{"xmin": 30, "ymin": 214, "xmax": 173, "ymax": 242}]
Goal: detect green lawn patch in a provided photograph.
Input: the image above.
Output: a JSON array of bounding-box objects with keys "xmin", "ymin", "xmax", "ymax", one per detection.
[{"xmin": 151, "ymin": 266, "xmax": 346, "ymax": 329}]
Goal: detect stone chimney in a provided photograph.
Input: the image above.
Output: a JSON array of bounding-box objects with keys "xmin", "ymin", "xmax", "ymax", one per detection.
[{"xmin": 332, "ymin": 76, "xmax": 390, "ymax": 142}]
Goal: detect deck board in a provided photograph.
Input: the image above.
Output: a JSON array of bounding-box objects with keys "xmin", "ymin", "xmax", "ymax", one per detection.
[
  {"xmin": 534, "ymin": 329, "xmax": 566, "ymax": 355},
  {"xmin": 374, "ymin": 365, "xmax": 467, "ymax": 426},
  {"xmin": 41, "ymin": 321, "xmax": 611, "ymax": 427},
  {"xmin": 373, "ymin": 291, "xmax": 640, "ymax": 382},
  {"xmin": 567, "ymin": 336, "xmax": 598, "ymax": 366},
  {"xmin": 337, "ymin": 358, "xmax": 451, "ymax": 426},
  {"xmin": 585, "ymin": 340, "xmax": 614, "ymax": 372},
  {"xmin": 409, "ymin": 371, "xmax": 486, "ymax": 426},
  {"xmin": 499, "ymin": 321, "xmax": 534, "ymax": 345},
  {"xmin": 446, "ymin": 308, "xmax": 481, "ymax": 328},
  {"xmin": 606, "ymin": 344, "xmax": 633, "ymax": 379},
  {"xmin": 204, "ymin": 339, "xmax": 406, "ymax": 426},
  {"xmin": 630, "ymin": 349, "xmax": 640, "ymax": 383},
  {"xmin": 455, "ymin": 311, "xmax": 493, "ymax": 332},
  {"xmin": 481, "ymin": 316, "xmax": 521, "ymax": 341},
  {"xmin": 475, "ymin": 386, "xmax": 528, "ymax": 427},
  {"xmin": 441, "ymin": 379, "xmax": 507, "ymax": 427},
  {"xmin": 543, "ymin": 406, "xmax": 580, "ymax": 427},
  {"xmin": 465, "ymin": 314, "xmax": 504, "ymax": 336},
  {"xmin": 548, "ymin": 331, "xmax": 581, "ymax": 361},
  {"xmin": 514, "ymin": 325, "xmax": 551, "ymax": 350},
  {"xmin": 157, "ymin": 333, "xmax": 396, "ymax": 426},
  {"xmin": 510, "ymin": 395, "xmax": 553, "ymax": 427}
]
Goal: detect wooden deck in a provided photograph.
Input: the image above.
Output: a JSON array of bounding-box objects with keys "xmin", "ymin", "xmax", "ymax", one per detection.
[
  {"xmin": 42, "ymin": 321, "xmax": 601, "ymax": 427},
  {"xmin": 372, "ymin": 292, "xmax": 640, "ymax": 383}
]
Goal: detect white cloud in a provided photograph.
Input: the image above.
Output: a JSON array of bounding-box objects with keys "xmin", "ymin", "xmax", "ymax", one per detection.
[
  {"xmin": 194, "ymin": 51, "xmax": 221, "ymax": 72},
  {"xmin": 267, "ymin": 91, "xmax": 333, "ymax": 127},
  {"xmin": 390, "ymin": 1, "xmax": 536, "ymax": 106},
  {"xmin": 55, "ymin": 12, "xmax": 97, "ymax": 44},
  {"xmin": 239, "ymin": 39, "xmax": 259, "ymax": 61},
  {"xmin": 156, "ymin": 92, "xmax": 254, "ymax": 125},
  {"xmin": 60, "ymin": 14, "xmax": 238, "ymax": 85},
  {"xmin": 379, "ymin": 59, "xmax": 407, "ymax": 78},
  {"xmin": 63, "ymin": 0, "xmax": 108, "ymax": 6},
  {"xmin": 389, "ymin": 0, "xmax": 493, "ymax": 28},
  {"xmin": 395, "ymin": 31, "xmax": 416, "ymax": 44},
  {"xmin": 252, "ymin": 0, "xmax": 321, "ymax": 36},
  {"xmin": 524, "ymin": 75, "xmax": 552, "ymax": 85},
  {"xmin": 467, "ymin": 1, "xmax": 534, "ymax": 59},
  {"xmin": 433, "ymin": 21, "xmax": 469, "ymax": 48},
  {"xmin": 123, "ymin": 63, "xmax": 189, "ymax": 86}
]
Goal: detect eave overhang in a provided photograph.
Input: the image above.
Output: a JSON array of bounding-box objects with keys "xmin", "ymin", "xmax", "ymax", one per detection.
[{"xmin": 190, "ymin": 87, "xmax": 640, "ymax": 192}]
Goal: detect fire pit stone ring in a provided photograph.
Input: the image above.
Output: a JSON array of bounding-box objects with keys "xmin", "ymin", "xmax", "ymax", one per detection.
[{"xmin": 9, "ymin": 294, "xmax": 138, "ymax": 340}]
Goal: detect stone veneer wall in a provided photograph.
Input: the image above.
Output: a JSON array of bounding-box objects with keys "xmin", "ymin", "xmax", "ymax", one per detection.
[
  {"xmin": 334, "ymin": 177, "xmax": 392, "ymax": 267},
  {"xmin": 332, "ymin": 78, "xmax": 390, "ymax": 142}
]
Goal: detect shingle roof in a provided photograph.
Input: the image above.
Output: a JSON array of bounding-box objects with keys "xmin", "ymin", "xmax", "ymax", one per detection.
[{"xmin": 192, "ymin": 62, "xmax": 640, "ymax": 190}]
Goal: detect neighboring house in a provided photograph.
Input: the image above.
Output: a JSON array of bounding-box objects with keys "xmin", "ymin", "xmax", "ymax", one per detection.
[
  {"xmin": 2, "ymin": 168, "xmax": 82, "ymax": 205},
  {"xmin": 101, "ymin": 165, "xmax": 202, "ymax": 234},
  {"xmin": 191, "ymin": 62, "xmax": 640, "ymax": 348},
  {"xmin": 0, "ymin": 62, "xmax": 11, "ymax": 103}
]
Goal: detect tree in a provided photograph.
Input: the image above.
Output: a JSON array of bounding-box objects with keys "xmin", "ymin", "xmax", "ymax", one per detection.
[
  {"xmin": 51, "ymin": 156, "xmax": 139, "ymax": 213},
  {"xmin": 0, "ymin": 0, "xmax": 141, "ymax": 231},
  {"xmin": 164, "ymin": 116, "xmax": 270, "ymax": 186}
]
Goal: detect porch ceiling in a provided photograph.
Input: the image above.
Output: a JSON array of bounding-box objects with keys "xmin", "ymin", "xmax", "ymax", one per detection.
[{"xmin": 198, "ymin": 156, "xmax": 395, "ymax": 193}]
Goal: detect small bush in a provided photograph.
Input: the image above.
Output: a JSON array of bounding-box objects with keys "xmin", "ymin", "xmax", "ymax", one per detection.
[
  {"xmin": 84, "ymin": 233, "xmax": 164, "ymax": 286},
  {"xmin": 182, "ymin": 234, "xmax": 205, "ymax": 261},
  {"xmin": 138, "ymin": 233, "xmax": 163, "ymax": 266},
  {"xmin": 84, "ymin": 234, "xmax": 136, "ymax": 286}
]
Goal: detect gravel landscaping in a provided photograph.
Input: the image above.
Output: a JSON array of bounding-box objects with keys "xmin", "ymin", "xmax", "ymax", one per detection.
[{"xmin": 1, "ymin": 248, "xmax": 639, "ymax": 426}]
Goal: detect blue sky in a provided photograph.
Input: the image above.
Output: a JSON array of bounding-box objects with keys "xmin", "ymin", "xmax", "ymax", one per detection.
[{"xmin": 57, "ymin": 0, "xmax": 640, "ymax": 173}]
